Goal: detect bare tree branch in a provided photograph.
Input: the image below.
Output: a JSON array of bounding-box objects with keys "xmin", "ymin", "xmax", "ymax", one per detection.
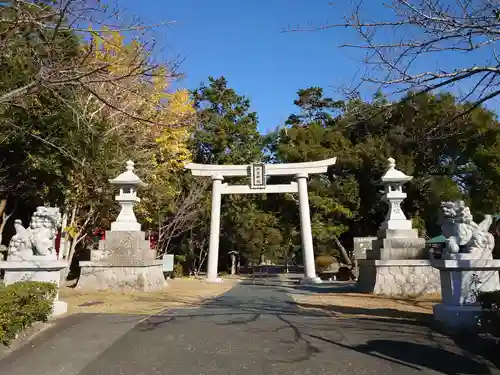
[
  {"xmin": 157, "ymin": 179, "xmax": 210, "ymax": 255},
  {"xmin": 284, "ymin": 0, "xmax": 500, "ymax": 111},
  {"xmin": 0, "ymin": 0, "xmax": 183, "ymax": 129}
]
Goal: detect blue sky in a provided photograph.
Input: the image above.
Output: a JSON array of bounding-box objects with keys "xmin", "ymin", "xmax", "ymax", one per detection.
[
  {"xmin": 117, "ymin": 0, "xmax": 369, "ymax": 133},
  {"xmin": 116, "ymin": 1, "xmax": 496, "ymax": 133}
]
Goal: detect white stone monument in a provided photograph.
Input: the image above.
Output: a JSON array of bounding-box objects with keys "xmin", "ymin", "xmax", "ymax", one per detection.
[
  {"xmin": 357, "ymin": 158, "xmax": 440, "ymax": 295},
  {"xmin": 78, "ymin": 160, "xmax": 165, "ymax": 292},
  {"xmin": 0, "ymin": 207, "xmax": 68, "ymax": 316},
  {"xmin": 185, "ymin": 158, "xmax": 337, "ymax": 284},
  {"xmin": 432, "ymin": 201, "xmax": 500, "ymax": 330}
]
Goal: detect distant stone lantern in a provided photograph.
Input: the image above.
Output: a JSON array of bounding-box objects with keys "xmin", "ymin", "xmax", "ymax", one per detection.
[
  {"xmin": 109, "ymin": 160, "xmax": 147, "ymax": 232},
  {"xmin": 228, "ymin": 250, "xmax": 239, "ymax": 275},
  {"xmin": 379, "ymin": 157, "xmax": 413, "ymax": 232}
]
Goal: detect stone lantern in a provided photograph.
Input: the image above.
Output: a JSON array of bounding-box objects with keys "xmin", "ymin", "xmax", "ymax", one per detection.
[
  {"xmin": 78, "ymin": 160, "xmax": 165, "ymax": 292},
  {"xmin": 379, "ymin": 157, "xmax": 413, "ymax": 235},
  {"xmin": 356, "ymin": 157, "xmax": 440, "ymax": 297},
  {"xmin": 109, "ymin": 160, "xmax": 146, "ymax": 232},
  {"xmin": 228, "ymin": 250, "xmax": 239, "ymax": 275}
]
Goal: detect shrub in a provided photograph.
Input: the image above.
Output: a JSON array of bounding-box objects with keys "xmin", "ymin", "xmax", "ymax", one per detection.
[
  {"xmin": 0, "ymin": 281, "xmax": 57, "ymax": 346},
  {"xmin": 172, "ymin": 263, "xmax": 184, "ymax": 278},
  {"xmin": 477, "ymin": 290, "xmax": 500, "ymax": 337},
  {"xmin": 315, "ymin": 255, "xmax": 336, "ymax": 272}
]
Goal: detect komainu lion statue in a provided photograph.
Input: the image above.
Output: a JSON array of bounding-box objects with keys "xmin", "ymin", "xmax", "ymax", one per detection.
[
  {"xmin": 7, "ymin": 206, "xmax": 62, "ymax": 261},
  {"xmin": 440, "ymin": 201, "xmax": 494, "ymax": 258}
]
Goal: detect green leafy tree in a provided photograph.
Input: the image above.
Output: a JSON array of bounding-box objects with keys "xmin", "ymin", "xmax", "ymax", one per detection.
[
  {"xmin": 191, "ymin": 76, "xmax": 262, "ymax": 165},
  {"xmin": 271, "ymin": 87, "xmax": 500, "ymax": 259},
  {"xmin": 270, "ymin": 90, "xmax": 356, "ymax": 260}
]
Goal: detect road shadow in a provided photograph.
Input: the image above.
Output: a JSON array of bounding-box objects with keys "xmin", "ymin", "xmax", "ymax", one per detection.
[
  {"xmin": 130, "ymin": 282, "xmax": 498, "ymax": 373},
  {"xmin": 309, "ymin": 335, "xmax": 492, "ymax": 375},
  {"xmin": 287, "ymin": 297, "xmax": 500, "ymax": 370},
  {"xmin": 281, "ymin": 282, "xmax": 357, "ymax": 294}
]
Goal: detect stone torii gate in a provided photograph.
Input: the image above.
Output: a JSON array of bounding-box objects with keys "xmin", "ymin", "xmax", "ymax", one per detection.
[{"xmin": 185, "ymin": 158, "xmax": 337, "ymax": 284}]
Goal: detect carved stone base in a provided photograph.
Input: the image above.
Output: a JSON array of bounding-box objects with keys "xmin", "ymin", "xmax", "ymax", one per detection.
[
  {"xmin": 77, "ymin": 260, "xmax": 166, "ymax": 292},
  {"xmin": 0, "ymin": 259, "xmax": 68, "ymax": 317},
  {"xmin": 430, "ymin": 255, "xmax": 500, "ymax": 330},
  {"xmin": 432, "ymin": 255, "xmax": 500, "ymax": 302},
  {"xmin": 357, "ymin": 259, "xmax": 440, "ymax": 296}
]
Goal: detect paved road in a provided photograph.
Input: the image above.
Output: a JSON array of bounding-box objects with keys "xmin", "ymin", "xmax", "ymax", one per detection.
[{"xmin": 0, "ymin": 279, "xmax": 498, "ymax": 375}]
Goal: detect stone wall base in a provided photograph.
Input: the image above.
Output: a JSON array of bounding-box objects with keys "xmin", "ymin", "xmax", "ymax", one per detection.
[
  {"xmin": 77, "ymin": 260, "xmax": 166, "ymax": 292},
  {"xmin": 357, "ymin": 259, "xmax": 440, "ymax": 296}
]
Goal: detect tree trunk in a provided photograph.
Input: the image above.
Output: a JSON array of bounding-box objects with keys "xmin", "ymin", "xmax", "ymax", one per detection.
[
  {"xmin": 283, "ymin": 246, "xmax": 289, "ymax": 274},
  {"xmin": 195, "ymin": 245, "xmax": 208, "ymax": 276},
  {"xmin": 334, "ymin": 235, "xmax": 351, "ymax": 266},
  {"xmin": 60, "ymin": 238, "xmax": 74, "ymax": 283},
  {"xmin": 0, "ymin": 199, "xmax": 7, "ymax": 219},
  {"xmin": 67, "ymin": 239, "xmax": 78, "ymax": 268},
  {"xmin": 59, "ymin": 210, "xmax": 69, "ymax": 259},
  {"xmin": 0, "ymin": 199, "xmax": 15, "ymax": 245},
  {"xmin": 61, "ymin": 205, "xmax": 77, "ymax": 261}
]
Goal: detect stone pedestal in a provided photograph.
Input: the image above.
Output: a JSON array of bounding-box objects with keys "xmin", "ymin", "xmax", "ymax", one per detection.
[
  {"xmin": 91, "ymin": 231, "xmax": 156, "ymax": 262},
  {"xmin": 357, "ymin": 259, "xmax": 440, "ymax": 295},
  {"xmin": 432, "ymin": 254, "xmax": 500, "ymax": 330},
  {"xmin": 369, "ymin": 235, "xmax": 428, "ymax": 260},
  {"xmin": 357, "ymin": 230, "xmax": 440, "ymax": 295},
  {"xmin": 77, "ymin": 231, "xmax": 165, "ymax": 292},
  {"xmin": 0, "ymin": 259, "xmax": 68, "ymax": 316}
]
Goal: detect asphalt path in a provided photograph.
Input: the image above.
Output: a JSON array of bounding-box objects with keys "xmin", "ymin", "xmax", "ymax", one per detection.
[{"xmin": 0, "ymin": 279, "xmax": 498, "ymax": 375}]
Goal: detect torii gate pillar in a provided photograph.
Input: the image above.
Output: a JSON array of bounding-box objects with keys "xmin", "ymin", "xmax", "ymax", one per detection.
[
  {"xmin": 185, "ymin": 158, "xmax": 337, "ymax": 284},
  {"xmin": 207, "ymin": 175, "xmax": 223, "ymax": 282},
  {"xmin": 296, "ymin": 172, "xmax": 319, "ymax": 284}
]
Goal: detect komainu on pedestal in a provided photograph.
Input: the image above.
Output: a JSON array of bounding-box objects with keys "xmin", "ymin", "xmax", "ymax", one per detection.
[
  {"xmin": 0, "ymin": 206, "xmax": 68, "ymax": 316},
  {"xmin": 8, "ymin": 206, "xmax": 61, "ymax": 261},
  {"xmin": 440, "ymin": 200, "xmax": 494, "ymax": 258},
  {"xmin": 432, "ymin": 200, "xmax": 500, "ymax": 330}
]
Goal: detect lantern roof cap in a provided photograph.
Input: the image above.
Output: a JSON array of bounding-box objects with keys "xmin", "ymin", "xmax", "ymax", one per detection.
[
  {"xmin": 381, "ymin": 157, "xmax": 413, "ymax": 183},
  {"xmin": 109, "ymin": 160, "xmax": 146, "ymax": 186}
]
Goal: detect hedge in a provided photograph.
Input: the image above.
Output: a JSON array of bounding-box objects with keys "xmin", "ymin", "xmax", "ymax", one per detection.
[
  {"xmin": 0, "ymin": 281, "xmax": 57, "ymax": 346},
  {"xmin": 315, "ymin": 255, "xmax": 336, "ymax": 272}
]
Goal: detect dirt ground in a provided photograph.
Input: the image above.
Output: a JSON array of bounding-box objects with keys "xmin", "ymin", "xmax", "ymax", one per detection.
[
  {"xmin": 289, "ymin": 291, "xmax": 441, "ymax": 322},
  {"xmin": 59, "ymin": 278, "xmax": 238, "ymax": 315},
  {"xmin": 59, "ymin": 277, "xmax": 441, "ymax": 322}
]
